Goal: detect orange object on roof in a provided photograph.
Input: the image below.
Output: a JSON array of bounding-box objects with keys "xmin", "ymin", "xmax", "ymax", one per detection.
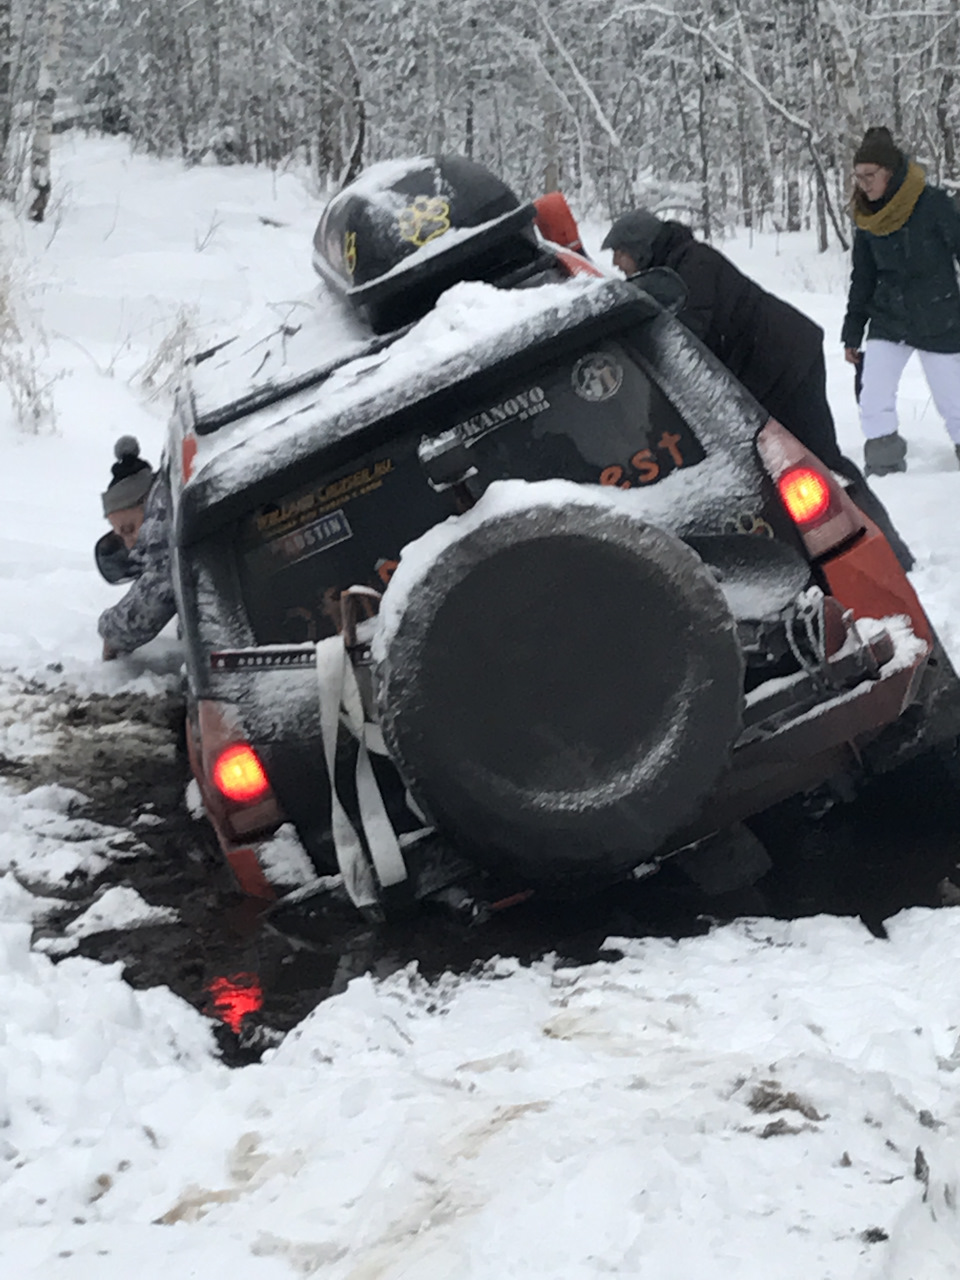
[{"xmin": 534, "ymin": 191, "xmax": 587, "ymax": 255}]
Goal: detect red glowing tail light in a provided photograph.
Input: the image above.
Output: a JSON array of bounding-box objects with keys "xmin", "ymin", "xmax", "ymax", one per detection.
[
  {"xmin": 777, "ymin": 467, "xmax": 831, "ymax": 525},
  {"xmin": 212, "ymin": 743, "xmax": 270, "ymax": 804},
  {"xmin": 757, "ymin": 419, "xmax": 864, "ymax": 560}
]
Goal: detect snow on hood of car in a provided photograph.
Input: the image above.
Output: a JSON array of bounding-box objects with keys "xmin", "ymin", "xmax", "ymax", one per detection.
[{"xmin": 186, "ymin": 275, "xmax": 642, "ymax": 508}]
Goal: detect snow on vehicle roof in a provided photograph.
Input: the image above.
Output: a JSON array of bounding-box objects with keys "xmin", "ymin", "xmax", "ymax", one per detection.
[
  {"xmin": 187, "ymin": 282, "xmax": 372, "ymax": 427},
  {"xmin": 185, "ymin": 274, "xmax": 642, "ymax": 512}
]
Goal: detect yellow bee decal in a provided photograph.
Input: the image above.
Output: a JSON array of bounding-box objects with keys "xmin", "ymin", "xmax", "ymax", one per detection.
[
  {"xmin": 344, "ymin": 230, "xmax": 358, "ymax": 276},
  {"xmin": 398, "ymin": 195, "xmax": 451, "ymax": 247}
]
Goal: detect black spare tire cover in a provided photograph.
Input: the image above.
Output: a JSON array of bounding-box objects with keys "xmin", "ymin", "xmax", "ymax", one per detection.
[{"xmin": 375, "ymin": 498, "xmax": 744, "ymax": 883}]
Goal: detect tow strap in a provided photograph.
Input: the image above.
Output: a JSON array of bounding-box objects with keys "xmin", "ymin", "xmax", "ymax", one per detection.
[{"xmin": 315, "ymin": 635, "xmax": 409, "ymax": 910}]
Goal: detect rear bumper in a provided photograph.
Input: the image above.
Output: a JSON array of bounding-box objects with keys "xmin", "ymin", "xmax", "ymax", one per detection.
[
  {"xmin": 686, "ymin": 641, "xmax": 929, "ymax": 841},
  {"xmin": 678, "ymin": 513, "xmax": 943, "ymax": 845}
]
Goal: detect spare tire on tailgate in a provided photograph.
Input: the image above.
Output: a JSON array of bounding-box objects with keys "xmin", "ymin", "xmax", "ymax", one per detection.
[{"xmin": 374, "ymin": 483, "xmax": 744, "ymax": 884}]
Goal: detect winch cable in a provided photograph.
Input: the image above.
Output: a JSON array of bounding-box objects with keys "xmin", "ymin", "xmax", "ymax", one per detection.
[{"xmin": 316, "ymin": 635, "xmax": 409, "ymax": 909}]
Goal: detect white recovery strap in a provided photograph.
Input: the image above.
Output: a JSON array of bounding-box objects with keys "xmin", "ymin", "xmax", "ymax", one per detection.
[{"xmin": 315, "ymin": 635, "xmax": 409, "ymax": 909}]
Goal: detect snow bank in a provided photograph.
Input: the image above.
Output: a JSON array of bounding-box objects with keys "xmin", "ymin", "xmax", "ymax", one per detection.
[{"xmin": 4, "ymin": 898, "xmax": 960, "ymax": 1277}]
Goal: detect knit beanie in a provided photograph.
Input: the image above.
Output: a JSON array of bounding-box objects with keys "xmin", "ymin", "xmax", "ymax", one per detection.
[
  {"xmin": 853, "ymin": 127, "xmax": 904, "ymax": 171},
  {"xmin": 601, "ymin": 210, "xmax": 664, "ymax": 272},
  {"xmin": 101, "ymin": 436, "xmax": 154, "ymax": 515}
]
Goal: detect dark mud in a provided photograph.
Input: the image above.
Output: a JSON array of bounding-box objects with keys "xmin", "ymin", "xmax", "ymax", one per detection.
[{"xmin": 4, "ymin": 674, "xmax": 960, "ymax": 1066}]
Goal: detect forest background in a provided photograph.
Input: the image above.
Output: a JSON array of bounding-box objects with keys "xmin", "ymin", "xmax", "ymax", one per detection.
[{"xmin": 2, "ymin": 0, "xmax": 959, "ymax": 252}]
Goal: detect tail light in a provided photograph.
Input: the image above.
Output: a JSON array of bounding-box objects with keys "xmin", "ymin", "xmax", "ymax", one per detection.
[
  {"xmin": 181, "ymin": 432, "xmax": 198, "ymax": 482},
  {"xmin": 213, "ymin": 743, "xmax": 270, "ymax": 804},
  {"xmin": 778, "ymin": 467, "xmax": 830, "ymax": 525},
  {"xmin": 194, "ymin": 699, "xmax": 282, "ymax": 839},
  {"xmin": 757, "ymin": 419, "xmax": 864, "ymax": 559}
]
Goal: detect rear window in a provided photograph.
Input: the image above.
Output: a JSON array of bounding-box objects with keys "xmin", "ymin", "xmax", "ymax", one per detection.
[
  {"xmin": 444, "ymin": 338, "xmax": 703, "ymax": 491},
  {"xmin": 235, "ymin": 336, "xmax": 704, "ymax": 644}
]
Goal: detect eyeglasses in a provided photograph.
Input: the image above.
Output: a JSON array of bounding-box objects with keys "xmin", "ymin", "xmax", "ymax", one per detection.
[{"xmin": 854, "ymin": 168, "xmax": 885, "ymax": 185}]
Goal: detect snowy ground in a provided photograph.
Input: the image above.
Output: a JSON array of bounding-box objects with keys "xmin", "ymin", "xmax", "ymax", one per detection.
[{"xmin": 2, "ymin": 135, "xmax": 960, "ymax": 1276}]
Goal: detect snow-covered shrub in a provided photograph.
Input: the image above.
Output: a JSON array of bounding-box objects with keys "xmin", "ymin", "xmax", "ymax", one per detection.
[
  {"xmin": 0, "ymin": 232, "xmax": 55, "ymax": 433},
  {"xmin": 135, "ymin": 304, "xmax": 198, "ymax": 403}
]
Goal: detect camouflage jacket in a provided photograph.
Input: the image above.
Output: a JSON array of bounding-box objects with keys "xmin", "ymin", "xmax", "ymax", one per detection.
[{"xmin": 98, "ymin": 470, "xmax": 177, "ymax": 654}]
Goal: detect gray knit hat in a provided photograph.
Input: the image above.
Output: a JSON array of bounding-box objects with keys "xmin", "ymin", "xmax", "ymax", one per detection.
[
  {"xmin": 101, "ymin": 436, "xmax": 154, "ymax": 515},
  {"xmin": 601, "ymin": 210, "xmax": 664, "ymax": 271}
]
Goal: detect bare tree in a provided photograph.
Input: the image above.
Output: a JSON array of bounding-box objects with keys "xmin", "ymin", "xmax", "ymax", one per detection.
[
  {"xmin": 5, "ymin": 0, "xmax": 952, "ymax": 245},
  {"xmin": 28, "ymin": 0, "xmax": 63, "ymax": 222},
  {"xmin": 0, "ymin": 0, "xmax": 12, "ymax": 183}
]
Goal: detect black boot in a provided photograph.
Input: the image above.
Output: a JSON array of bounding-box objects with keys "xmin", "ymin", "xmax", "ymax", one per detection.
[{"xmin": 864, "ymin": 433, "xmax": 907, "ymax": 477}]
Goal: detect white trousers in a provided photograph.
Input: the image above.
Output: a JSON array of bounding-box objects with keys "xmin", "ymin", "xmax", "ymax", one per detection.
[{"xmin": 860, "ymin": 338, "xmax": 960, "ymax": 444}]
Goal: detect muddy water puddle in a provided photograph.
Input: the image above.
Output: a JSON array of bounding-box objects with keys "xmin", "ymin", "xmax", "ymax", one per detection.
[{"xmin": 2, "ymin": 674, "xmax": 959, "ymax": 1066}]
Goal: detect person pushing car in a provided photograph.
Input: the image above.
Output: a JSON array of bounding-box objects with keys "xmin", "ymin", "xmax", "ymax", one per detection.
[
  {"xmin": 98, "ymin": 436, "xmax": 176, "ymax": 659},
  {"xmin": 602, "ymin": 209, "xmax": 913, "ymax": 569}
]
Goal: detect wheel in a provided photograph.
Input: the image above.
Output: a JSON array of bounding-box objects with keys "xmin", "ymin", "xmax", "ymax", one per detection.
[{"xmin": 375, "ymin": 493, "xmax": 745, "ymax": 884}]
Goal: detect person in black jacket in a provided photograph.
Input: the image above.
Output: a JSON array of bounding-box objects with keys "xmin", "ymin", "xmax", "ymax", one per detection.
[
  {"xmin": 842, "ymin": 126, "xmax": 960, "ymax": 476},
  {"xmin": 602, "ymin": 210, "xmax": 913, "ymax": 568}
]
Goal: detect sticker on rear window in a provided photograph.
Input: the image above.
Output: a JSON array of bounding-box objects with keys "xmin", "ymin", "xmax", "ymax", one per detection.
[
  {"xmin": 451, "ymin": 385, "xmax": 550, "ymax": 442},
  {"xmin": 264, "ymin": 509, "xmax": 353, "ymax": 568},
  {"xmin": 598, "ymin": 432, "xmax": 692, "ymax": 488},
  {"xmin": 572, "ymin": 353, "xmax": 623, "ymax": 402}
]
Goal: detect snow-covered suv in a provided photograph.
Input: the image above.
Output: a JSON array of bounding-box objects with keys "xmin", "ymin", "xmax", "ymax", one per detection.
[{"xmin": 164, "ymin": 156, "xmax": 960, "ymax": 916}]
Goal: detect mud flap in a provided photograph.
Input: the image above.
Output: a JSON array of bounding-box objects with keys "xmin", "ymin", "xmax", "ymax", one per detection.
[{"xmin": 316, "ymin": 636, "xmax": 411, "ymax": 913}]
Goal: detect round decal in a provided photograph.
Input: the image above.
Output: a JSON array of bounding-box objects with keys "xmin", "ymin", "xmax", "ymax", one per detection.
[{"xmin": 572, "ymin": 352, "xmax": 623, "ymax": 402}]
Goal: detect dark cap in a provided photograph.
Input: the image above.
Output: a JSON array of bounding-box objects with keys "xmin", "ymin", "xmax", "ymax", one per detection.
[
  {"xmin": 102, "ymin": 436, "xmax": 154, "ymax": 515},
  {"xmin": 601, "ymin": 210, "xmax": 663, "ymax": 272},
  {"xmin": 853, "ymin": 127, "xmax": 904, "ymax": 171}
]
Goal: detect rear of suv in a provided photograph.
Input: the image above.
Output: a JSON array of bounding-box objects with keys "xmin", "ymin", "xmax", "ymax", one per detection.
[{"xmin": 166, "ymin": 158, "xmax": 960, "ymax": 914}]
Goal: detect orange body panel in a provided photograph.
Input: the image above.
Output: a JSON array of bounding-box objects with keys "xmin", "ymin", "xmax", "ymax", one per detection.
[
  {"xmin": 223, "ymin": 846, "xmax": 276, "ymax": 900},
  {"xmin": 822, "ymin": 525, "xmax": 932, "ymax": 647}
]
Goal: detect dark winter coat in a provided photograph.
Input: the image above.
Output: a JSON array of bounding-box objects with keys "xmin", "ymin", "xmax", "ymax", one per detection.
[
  {"xmin": 638, "ymin": 222, "xmax": 914, "ymax": 570},
  {"xmin": 842, "ymin": 164, "xmax": 960, "ymax": 353},
  {"xmin": 98, "ymin": 470, "xmax": 176, "ymax": 654},
  {"xmin": 647, "ymin": 221, "xmax": 826, "ymax": 424}
]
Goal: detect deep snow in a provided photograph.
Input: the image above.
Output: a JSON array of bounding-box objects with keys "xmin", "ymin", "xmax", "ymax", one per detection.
[{"xmin": 2, "ymin": 135, "xmax": 960, "ymax": 1276}]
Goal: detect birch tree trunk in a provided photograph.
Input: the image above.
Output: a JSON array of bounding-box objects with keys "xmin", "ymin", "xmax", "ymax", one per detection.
[
  {"xmin": 28, "ymin": 0, "xmax": 63, "ymax": 223},
  {"xmin": 733, "ymin": 2, "xmax": 773, "ymax": 222},
  {"xmin": 936, "ymin": 14, "xmax": 957, "ymax": 178},
  {"xmin": 818, "ymin": 0, "xmax": 864, "ymax": 164},
  {"xmin": 541, "ymin": 82, "xmax": 560, "ymax": 193},
  {"xmin": 0, "ymin": 0, "xmax": 11, "ymax": 187}
]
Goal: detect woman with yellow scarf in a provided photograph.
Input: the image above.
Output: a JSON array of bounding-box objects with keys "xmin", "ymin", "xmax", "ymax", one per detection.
[{"xmin": 842, "ymin": 127, "xmax": 960, "ymax": 476}]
